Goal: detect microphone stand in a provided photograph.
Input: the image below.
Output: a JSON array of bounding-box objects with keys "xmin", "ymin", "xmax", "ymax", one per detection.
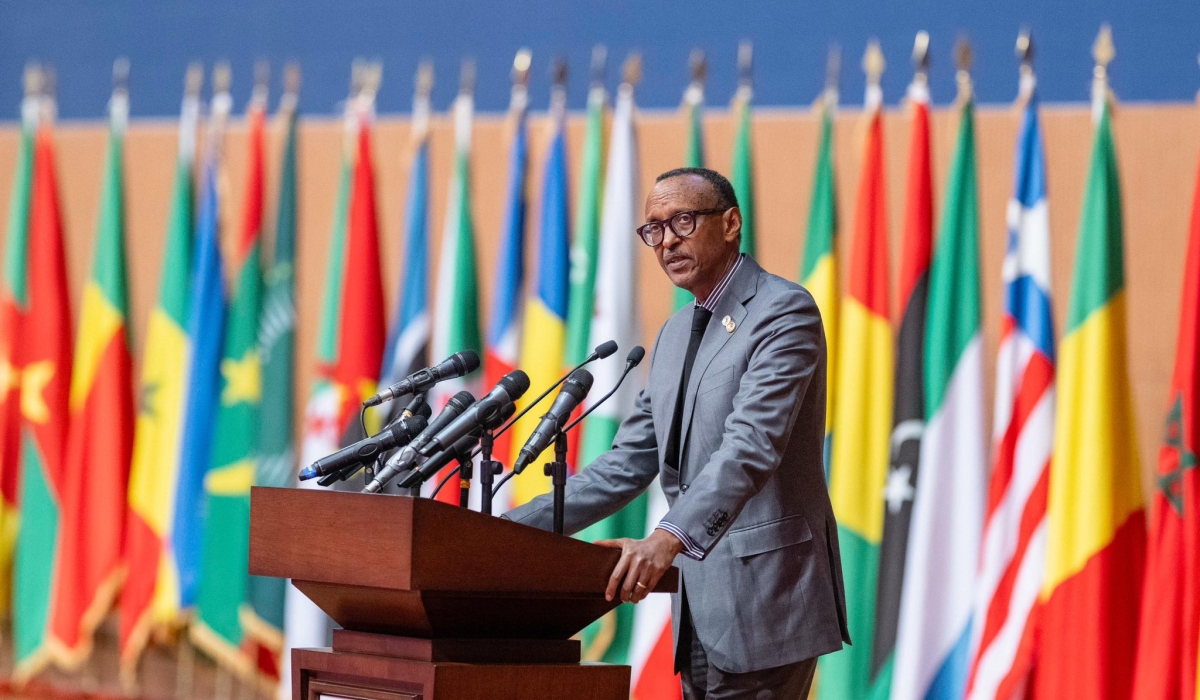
[
  {"xmin": 544, "ymin": 430, "xmax": 569, "ymax": 535},
  {"xmin": 478, "ymin": 427, "xmax": 502, "ymax": 515},
  {"xmin": 457, "ymin": 452, "xmax": 474, "ymax": 508}
]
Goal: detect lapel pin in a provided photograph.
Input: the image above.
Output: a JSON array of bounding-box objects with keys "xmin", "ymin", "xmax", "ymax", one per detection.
[{"xmin": 722, "ymin": 315, "xmax": 735, "ymax": 333}]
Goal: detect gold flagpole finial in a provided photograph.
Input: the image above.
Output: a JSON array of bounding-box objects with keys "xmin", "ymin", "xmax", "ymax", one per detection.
[
  {"xmin": 459, "ymin": 57, "xmax": 476, "ymax": 95},
  {"xmin": 1016, "ymin": 27, "xmax": 1035, "ymax": 103},
  {"xmin": 283, "ymin": 62, "xmax": 302, "ymax": 99},
  {"xmin": 512, "ymin": 48, "xmax": 532, "ymax": 88},
  {"xmin": 1093, "ymin": 23, "xmax": 1115, "ymax": 77},
  {"xmin": 955, "ymin": 35, "xmax": 974, "ymax": 102},
  {"xmin": 863, "ymin": 39, "xmax": 885, "ymax": 86},
  {"xmin": 253, "ymin": 59, "xmax": 270, "ymax": 106},
  {"xmin": 185, "ymin": 62, "xmax": 204, "ymax": 99},
  {"xmin": 362, "ymin": 61, "xmax": 382, "ymax": 103},
  {"xmin": 590, "ymin": 45, "xmax": 607, "ymax": 88},
  {"xmin": 912, "ymin": 31, "xmax": 930, "ymax": 81},
  {"xmin": 23, "ymin": 62, "xmax": 43, "ymax": 99},
  {"xmin": 213, "ymin": 61, "xmax": 232, "ymax": 96},
  {"xmin": 737, "ymin": 40, "xmax": 753, "ymax": 89},
  {"xmin": 113, "ymin": 58, "xmax": 130, "ymax": 95},
  {"xmin": 690, "ymin": 49, "xmax": 707, "ymax": 85},
  {"xmin": 623, "ymin": 51, "xmax": 643, "ymax": 87}
]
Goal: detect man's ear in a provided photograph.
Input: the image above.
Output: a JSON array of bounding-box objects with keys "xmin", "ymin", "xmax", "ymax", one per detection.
[{"xmin": 723, "ymin": 207, "xmax": 742, "ymax": 244}]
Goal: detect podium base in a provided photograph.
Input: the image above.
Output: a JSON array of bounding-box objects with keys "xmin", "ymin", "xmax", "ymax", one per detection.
[{"xmin": 293, "ymin": 630, "xmax": 632, "ymax": 700}]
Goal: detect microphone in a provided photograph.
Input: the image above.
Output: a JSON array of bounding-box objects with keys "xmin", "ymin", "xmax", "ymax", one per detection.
[
  {"xmin": 492, "ymin": 340, "xmax": 618, "ymax": 440},
  {"xmin": 394, "ymin": 371, "xmax": 530, "ymax": 489},
  {"xmin": 563, "ymin": 346, "xmax": 645, "ymax": 433},
  {"xmin": 408, "ymin": 428, "xmax": 483, "ymax": 489},
  {"xmin": 363, "ymin": 391, "xmax": 475, "ymax": 493},
  {"xmin": 364, "ymin": 350, "xmax": 481, "ymax": 407},
  {"xmin": 299, "ymin": 406, "xmax": 432, "ymax": 481},
  {"xmin": 512, "ymin": 369, "xmax": 594, "ymax": 475}
]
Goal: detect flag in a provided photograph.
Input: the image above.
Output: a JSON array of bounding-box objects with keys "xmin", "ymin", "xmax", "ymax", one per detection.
[
  {"xmin": 0, "ymin": 83, "xmax": 39, "ymax": 619},
  {"xmin": 580, "ymin": 71, "xmax": 658, "ymax": 675},
  {"xmin": 286, "ymin": 94, "xmax": 359, "ymax": 695},
  {"xmin": 51, "ymin": 81, "xmax": 135, "ymax": 667},
  {"xmin": 509, "ymin": 86, "xmax": 570, "ymax": 507},
  {"xmin": 892, "ymin": 95, "xmax": 987, "ymax": 700},
  {"xmin": 173, "ymin": 87, "xmax": 231, "ymax": 627},
  {"xmin": 673, "ymin": 70, "xmax": 704, "ymax": 311},
  {"xmin": 484, "ymin": 79, "xmax": 529, "ymax": 468},
  {"xmin": 1036, "ymin": 83, "xmax": 1145, "ymax": 700},
  {"xmin": 242, "ymin": 79, "xmax": 300, "ymax": 681},
  {"xmin": 118, "ymin": 74, "xmax": 199, "ymax": 678},
  {"xmin": 1133, "ymin": 105, "xmax": 1200, "ymax": 700},
  {"xmin": 191, "ymin": 96, "xmax": 267, "ymax": 679},
  {"xmin": 12, "ymin": 103, "xmax": 75, "ymax": 681},
  {"xmin": 730, "ymin": 83, "xmax": 755, "ymax": 257},
  {"xmin": 869, "ymin": 76, "xmax": 933, "ymax": 696},
  {"xmin": 817, "ymin": 80, "xmax": 892, "ymax": 700},
  {"xmin": 429, "ymin": 85, "xmax": 482, "ymax": 415},
  {"xmin": 630, "ymin": 486, "xmax": 681, "ymax": 700},
  {"xmin": 798, "ymin": 91, "xmax": 838, "ymax": 482},
  {"xmin": 967, "ymin": 85, "xmax": 1055, "ymax": 700},
  {"xmin": 380, "ymin": 81, "xmax": 432, "ymax": 418},
  {"xmin": 563, "ymin": 72, "xmax": 606, "ymax": 467}
]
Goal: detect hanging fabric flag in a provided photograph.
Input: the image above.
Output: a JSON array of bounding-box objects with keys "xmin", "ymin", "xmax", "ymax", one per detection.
[
  {"xmin": 119, "ymin": 65, "xmax": 201, "ymax": 682},
  {"xmin": 1036, "ymin": 27, "xmax": 1145, "ymax": 700},
  {"xmin": 286, "ymin": 66, "xmax": 368, "ymax": 694},
  {"xmin": 242, "ymin": 64, "xmax": 300, "ymax": 685},
  {"xmin": 673, "ymin": 49, "xmax": 706, "ymax": 311},
  {"xmin": 52, "ymin": 61, "xmax": 136, "ymax": 669},
  {"xmin": 730, "ymin": 41, "xmax": 756, "ymax": 258},
  {"xmin": 380, "ymin": 63, "xmax": 433, "ymax": 424},
  {"xmin": 11, "ymin": 72, "xmax": 76, "ymax": 683},
  {"xmin": 485, "ymin": 51, "xmax": 531, "ymax": 470},
  {"xmin": 1133, "ymin": 75, "xmax": 1200, "ymax": 700},
  {"xmin": 563, "ymin": 46, "xmax": 607, "ymax": 467},
  {"xmin": 870, "ymin": 35, "xmax": 933, "ymax": 698},
  {"xmin": 967, "ymin": 45, "xmax": 1054, "ymax": 700},
  {"xmin": 191, "ymin": 75, "xmax": 269, "ymax": 681},
  {"xmin": 0, "ymin": 68, "xmax": 40, "ymax": 620},
  {"xmin": 892, "ymin": 43, "xmax": 987, "ymax": 700},
  {"xmin": 630, "ymin": 489, "xmax": 682, "ymax": 700},
  {"xmin": 798, "ymin": 50, "xmax": 840, "ymax": 483},
  {"xmin": 509, "ymin": 61, "xmax": 571, "ymax": 507},
  {"xmin": 817, "ymin": 39, "xmax": 892, "ymax": 700},
  {"xmin": 581, "ymin": 53, "xmax": 658, "ymax": 673},
  {"xmin": 173, "ymin": 66, "xmax": 232, "ymax": 634},
  {"xmin": 429, "ymin": 62, "xmax": 483, "ymax": 415}
]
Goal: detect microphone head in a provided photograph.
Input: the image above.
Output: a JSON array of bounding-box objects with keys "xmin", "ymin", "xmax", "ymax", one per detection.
[
  {"xmin": 626, "ymin": 346, "xmax": 646, "ymax": 367},
  {"xmin": 454, "ymin": 349, "xmax": 481, "ymax": 375},
  {"xmin": 413, "ymin": 402, "xmax": 434, "ymax": 419},
  {"xmin": 447, "ymin": 390, "xmax": 476, "ymax": 412},
  {"xmin": 499, "ymin": 370, "xmax": 531, "ymax": 401},
  {"xmin": 562, "ymin": 368, "xmax": 595, "ymax": 400},
  {"xmin": 593, "ymin": 340, "xmax": 618, "ymax": 360},
  {"xmin": 394, "ymin": 414, "xmax": 428, "ymax": 436}
]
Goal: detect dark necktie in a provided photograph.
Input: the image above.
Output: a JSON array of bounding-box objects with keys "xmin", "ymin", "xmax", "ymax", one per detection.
[{"xmin": 665, "ymin": 306, "xmax": 712, "ymax": 470}]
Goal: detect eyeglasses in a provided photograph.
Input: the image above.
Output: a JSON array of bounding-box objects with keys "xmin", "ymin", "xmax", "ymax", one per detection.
[{"xmin": 635, "ymin": 208, "xmax": 731, "ymax": 247}]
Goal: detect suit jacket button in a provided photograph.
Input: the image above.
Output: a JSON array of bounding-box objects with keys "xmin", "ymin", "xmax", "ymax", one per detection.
[{"xmin": 681, "ymin": 484, "xmax": 689, "ymax": 492}]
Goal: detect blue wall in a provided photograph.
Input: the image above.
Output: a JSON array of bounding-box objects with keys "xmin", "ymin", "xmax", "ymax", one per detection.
[{"xmin": 2, "ymin": 0, "xmax": 1198, "ymax": 119}]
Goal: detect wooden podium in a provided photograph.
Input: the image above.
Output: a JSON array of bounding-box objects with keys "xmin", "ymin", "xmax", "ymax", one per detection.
[{"xmin": 249, "ymin": 487, "xmax": 678, "ymax": 700}]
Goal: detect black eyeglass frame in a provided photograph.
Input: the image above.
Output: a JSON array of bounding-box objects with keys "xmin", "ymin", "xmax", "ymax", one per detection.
[{"xmin": 635, "ymin": 207, "xmax": 732, "ymax": 247}]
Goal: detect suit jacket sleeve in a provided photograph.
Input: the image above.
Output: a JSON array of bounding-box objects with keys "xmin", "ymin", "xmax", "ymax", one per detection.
[
  {"xmin": 502, "ymin": 330, "xmax": 664, "ymax": 534},
  {"xmin": 659, "ymin": 288, "xmax": 822, "ymax": 559}
]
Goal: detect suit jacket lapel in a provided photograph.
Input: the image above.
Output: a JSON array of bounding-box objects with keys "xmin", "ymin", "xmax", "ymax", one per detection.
[
  {"xmin": 679, "ymin": 258, "xmax": 762, "ymax": 459},
  {"xmin": 654, "ymin": 308, "xmax": 692, "ymax": 462}
]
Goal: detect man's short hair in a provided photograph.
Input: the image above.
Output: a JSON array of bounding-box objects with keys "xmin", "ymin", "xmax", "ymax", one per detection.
[{"xmin": 656, "ymin": 167, "xmax": 739, "ymax": 210}]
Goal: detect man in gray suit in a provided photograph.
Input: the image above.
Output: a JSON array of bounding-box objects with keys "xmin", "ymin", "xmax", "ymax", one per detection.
[{"xmin": 505, "ymin": 167, "xmax": 849, "ymax": 699}]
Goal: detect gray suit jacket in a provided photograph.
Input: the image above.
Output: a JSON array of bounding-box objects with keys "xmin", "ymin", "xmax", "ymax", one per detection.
[{"xmin": 505, "ymin": 257, "xmax": 850, "ymax": 674}]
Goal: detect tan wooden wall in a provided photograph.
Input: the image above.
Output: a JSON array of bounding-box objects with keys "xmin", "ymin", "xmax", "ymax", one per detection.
[{"xmin": 0, "ymin": 98, "xmax": 1195, "ymax": 492}]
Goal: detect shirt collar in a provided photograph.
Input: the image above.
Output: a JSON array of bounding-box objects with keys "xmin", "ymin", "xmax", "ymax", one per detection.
[{"xmin": 694, "ymin": 254, "xmax": 744, "ymax": 312}]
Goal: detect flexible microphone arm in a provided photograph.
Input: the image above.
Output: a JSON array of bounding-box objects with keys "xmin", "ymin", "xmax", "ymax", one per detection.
[
  {"xmin": 491, "ymin": 340, "xmax": 616, "ymax": 440},
  {"xmin": 490, "ymin": 346, "xmax": 644, "ymax": 499}
]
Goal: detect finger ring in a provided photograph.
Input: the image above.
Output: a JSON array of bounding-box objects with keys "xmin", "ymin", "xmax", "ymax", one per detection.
[{"xmin": 635, "ymin": 582, "xmax": 648, "ymax": 589}]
